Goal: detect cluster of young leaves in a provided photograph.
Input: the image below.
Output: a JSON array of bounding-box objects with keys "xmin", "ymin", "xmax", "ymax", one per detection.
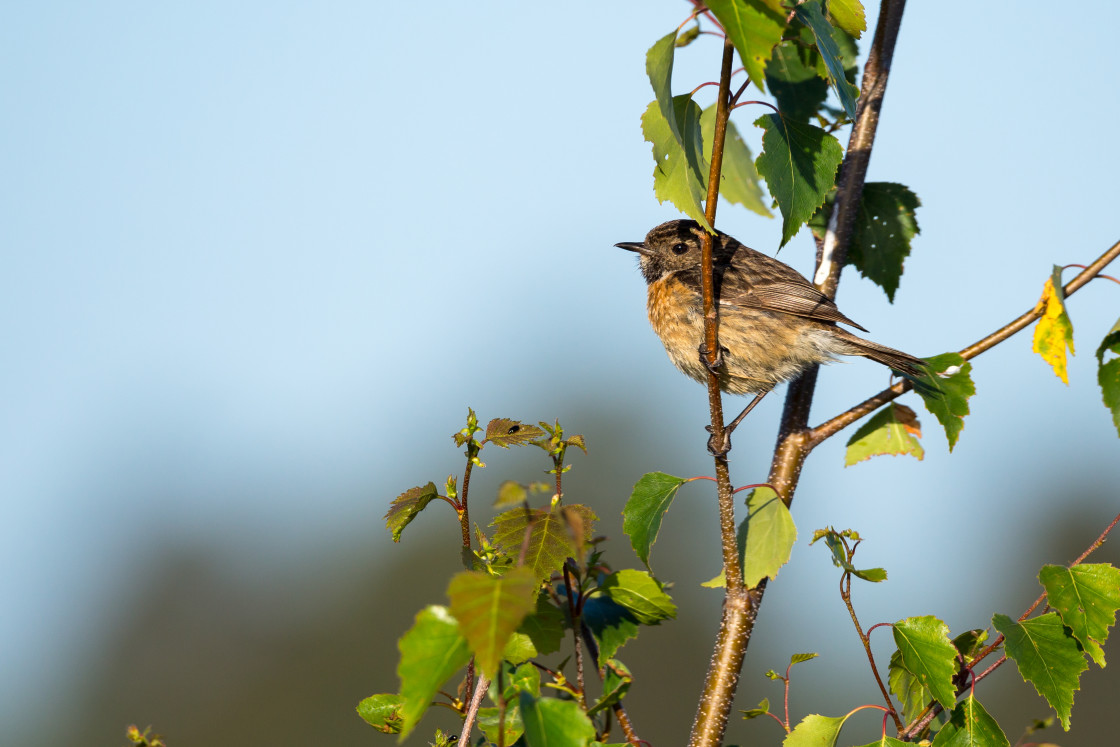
[
  {"xmin": 644, "ymin": 1, "xmax": 875, "ymax": 246},
  {"xmin": 365, "ymin": 411, "xmax": 678, "ymax": 745},
  {"xmin": 1030, "ymin": 264, "xmax": 1120, "ymax": 435},
  {"xmin": 738, "ymin": 528, "xmax": 1120, "ymax": 746},
  {"xmin": 124, "ymin": 725, "xmax": 166, "ymax": 747}
]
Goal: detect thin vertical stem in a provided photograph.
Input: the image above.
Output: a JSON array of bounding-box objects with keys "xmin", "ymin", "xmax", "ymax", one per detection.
[{"xmin": 689, "ymin": 35, "xmax": 753, "ymax": 747}]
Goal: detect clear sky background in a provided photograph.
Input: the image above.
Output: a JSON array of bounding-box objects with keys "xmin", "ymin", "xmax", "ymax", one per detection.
[{"xmin": 2, "ymin": 3, "xmax": 1119, "ymax": 745}]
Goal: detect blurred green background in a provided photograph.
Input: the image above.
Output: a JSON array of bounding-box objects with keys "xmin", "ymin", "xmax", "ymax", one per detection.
[{"xmin": 2, "ymin": 2, "xmax": 1118, "ymax": 745}]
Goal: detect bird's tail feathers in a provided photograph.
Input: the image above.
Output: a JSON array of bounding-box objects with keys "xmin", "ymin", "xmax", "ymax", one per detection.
[{"xmin": 831, "ymin": 328, "xmax": 926, "ymax": 378}]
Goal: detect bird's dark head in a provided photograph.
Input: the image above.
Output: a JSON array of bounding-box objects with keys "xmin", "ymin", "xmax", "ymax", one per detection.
[{"xmin": 615, "ymin": 219, "xmax": 721, "ymax": 283}]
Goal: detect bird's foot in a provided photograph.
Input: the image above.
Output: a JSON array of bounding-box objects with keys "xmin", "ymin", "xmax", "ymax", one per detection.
[
  {"xmin": 698, "ymin": 342, "xmax": 728, "ymax": 375},
  {"xmin": 705, "ymin": 424, "xmax": 732, "ymax": 457}
]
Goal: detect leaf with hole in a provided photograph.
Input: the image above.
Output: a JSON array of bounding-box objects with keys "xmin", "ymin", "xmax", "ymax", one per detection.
[
  {"xmin": 485, "ymin": 418, "xmax": 546, "ymax": 447},
  {"xmin": 849, "ymin": 182, "xmax": 921, "ymax": 302},
  {"xmin": 910, "ymin": 352, "xmax": 975, "ymax": 451}
]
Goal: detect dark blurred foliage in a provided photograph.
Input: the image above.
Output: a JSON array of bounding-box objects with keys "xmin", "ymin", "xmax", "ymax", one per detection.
[{"xmin": 10, "ymin": 402, "xmax": 1117, "ymax": 746}]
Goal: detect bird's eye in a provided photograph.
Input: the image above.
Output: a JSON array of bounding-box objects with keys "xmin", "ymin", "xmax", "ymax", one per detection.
[{"xmin": 671, "ymin": 242, "xmax": 689, "ymax": 255}]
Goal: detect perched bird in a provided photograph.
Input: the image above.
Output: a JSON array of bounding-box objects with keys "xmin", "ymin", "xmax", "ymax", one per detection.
[{"xmin": 616, "ymin": 219, "xmax": 925, "ymax": 451}]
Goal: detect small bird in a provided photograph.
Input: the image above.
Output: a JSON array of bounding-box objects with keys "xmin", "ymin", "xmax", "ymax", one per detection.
[{"xmin": 617, "ymin": 219, "xmax": 925, "ymax": 451}]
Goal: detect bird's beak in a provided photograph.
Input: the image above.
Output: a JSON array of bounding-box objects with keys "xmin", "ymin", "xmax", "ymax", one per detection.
[{"xmin": 615, "ymin": 241, "xmax": 650, "ymax": 256}]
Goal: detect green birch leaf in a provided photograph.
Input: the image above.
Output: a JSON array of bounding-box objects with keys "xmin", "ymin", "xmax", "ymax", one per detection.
[
  {"xmin": 794, "ymin": 1, "xmax": 859, "ymax": 119},
  {"xmin": 993, "ymin": 611, "xmax": 1088, "ymax": 730},
  {"xmin": 742, "ymin": 486, "xmax": 797, "ymax": 587},
  {"xmin": 754, "ymin": 113, "xmax": 844, "ymax": 247},
  {"xmin": 1032, "ymin": 267, "xmax": 1075, "ymax": 384},
  {"xmin": 641, "ymin": 97, "xmax": 712, "ymax": 231},
  {"xmin": 582, "ymin": 594, "xmax": 640, "ymax": 662},
  {"xmin": 701, "ymin": 104, "xmax": 771, "ymax": 216},
  {"xmin": 491, "ymin": 507, "xmax": 576, "ymax": 582},
  {"xmin": 765, "ymin": 39, "xmax": 829, "ymax": 122},
  {"xmin": 502, "ymin": 631, "xmax": 537, "ymax": 665},
  {"xmin": 485, "ymin": 418, "xmax": 546, "ymax": 448},
  {"xmin": 706, "ymin": 0, "xmax": 786, "ymax": 92},
  {"xmin": 932, "ymin": 696, "xmax": 1010, "ymax": 747},
  {"xmin": 496, "ymin": 660, "xmax": 541, "ymax": 700},
  {"xmin": 478, "ymin": 706, "xmax": 524, "ymax": 746},
  {"xmin": 519, "ymin": 693, "xmax": 597, "ymax": 747},
  {"xmin": 892, "ymin": 615, "xmax": 958, "ymax": 710},
  {"xmin": 587, "ymin": 659, "xmax": 633, "ymax": 717},
  {"xmin": 845, "ymin": 403, "xmax": 924, "ymax": 465},
  {"xmin": 397, "ymin": 606, "xmax": 471, "ymax": 739},
  {"xmin": 827, "ymin": 0, "xmax": 866, "ymax": 38},
  {"xmin": 852, "ymin": 739, "xmax": 909, "ymax": 747},
  {"xmin": 623, "ymin": 472, "xmax": 687, "ymax": 570},
  {"xmin": 910, "ymin": 352, "xmax": 975, "ymax": 451},
  {"xmin": 848, "ymin": 182, "xmax": 921, "ymax": 302},
  {"xmin": 598, "ymin": 568, "xmax": 677, "ymax": 625},
  {"xmin": 384, "ymin": 482, "xmax": 440, "ymax": 543},
  {"xmin": 790, "ymin": 652, "xmax": 819, "ymax": 666},
  {"xmin": 888, "ymin": 649, "xmax": 929, "ymax": 725},
  {"xmin": 1039, "ymin": 563, "xmax": 1120, "ymax": 668},
  {"xmin": 357, "ymin": 693, "xmax": 405, "ymax": 734},
  {"xmin": 783, "ymin": 713, "xmax": 850, "ymax": 746},
  {"xmin": 1095, "ymin": 319, "xmax": 1120, "ymax": 436},
  {"xmin": 446, "ymin": 568, "xmax": 538, "ymax": 679},
  {"xmin": 519, "ymin": 594, "xmax": 566, "ymax": 656},
  {"xmin": 644, "ymin": 31, "xmax": 712, "ymax": 231}
]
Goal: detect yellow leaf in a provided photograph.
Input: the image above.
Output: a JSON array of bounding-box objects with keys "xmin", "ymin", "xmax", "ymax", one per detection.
[{"xmin": 1032, "ymin": 277, "xmax": 1075, "ymax": 384}]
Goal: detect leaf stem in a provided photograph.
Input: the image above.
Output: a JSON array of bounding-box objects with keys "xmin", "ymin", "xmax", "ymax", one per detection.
[
  {"xmin": 730, "ymin": 100, "xmax": 779, "ymax": 113},
  {"xmin": 840, "ymin": 573, "xmax": 902, "ymax": 731},
  {"xmin": 564, "ymin": 562, "xmax": 588, "ymax": 709},
  {"xmin": 688, "ymin": 34, "xmax": 755, "ymax": 747},
  {"xmin": 460, "ymin": 454, "xmax": 476, "ymax": 553}
]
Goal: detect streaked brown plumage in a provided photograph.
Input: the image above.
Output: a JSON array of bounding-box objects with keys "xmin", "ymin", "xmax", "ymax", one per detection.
[{"xmin": 617, "ymin": 219, "xmax": 924, "ymax": 396}]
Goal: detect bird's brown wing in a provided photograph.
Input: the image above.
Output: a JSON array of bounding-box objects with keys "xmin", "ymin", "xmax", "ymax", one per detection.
[{"xmin": 715, "ymin": 245, "xmax": 869, "ymax": 332}]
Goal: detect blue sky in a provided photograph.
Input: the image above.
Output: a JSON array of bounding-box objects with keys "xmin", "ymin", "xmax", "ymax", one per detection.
[{"xmin": 2, "ymin": 2, "xmax": 1119, "ymax": 743}]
